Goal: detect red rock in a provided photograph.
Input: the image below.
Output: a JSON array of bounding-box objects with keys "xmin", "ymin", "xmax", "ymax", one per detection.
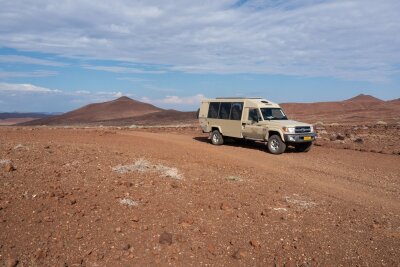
[
  {"xmin": 159, "ymin": 231, "xmax": 173, "ymax": 245},
  {"xmin": 178, "ymin": 216, "xmax": 194, "ymax": 227},
  {"xmin": 220, "ymin": 203, "xmax": 231, "ymax": 210},
  {"xmin": 250, "ymin": 239, "xmax": 261, "ymax": 249},
  {"xmin": 6, "ymin": 258, "xmax": 18, "ymax": 267},
  {"xmin": 4, "ymin": 163, "xmax": 15, "ymax": 172},
  {"xmin": 232, "ymin": 248, "xmax": 246, "ymax": 259}
]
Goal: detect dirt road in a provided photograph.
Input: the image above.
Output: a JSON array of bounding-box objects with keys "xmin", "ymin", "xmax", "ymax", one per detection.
[{"xmin": 0, "ymin": 127, "xmax": 399, "ymax": 266}]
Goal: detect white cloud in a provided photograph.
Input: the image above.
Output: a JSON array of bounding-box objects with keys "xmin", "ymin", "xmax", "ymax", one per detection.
[
  {"xmin": 0, "ymin": 55, "xmax": 67, "ymax": 66},
  {"xmin": 74, "ymin": 90, "xmax": 90, "ymax": 95},
  {"xmin": 0, "ymin": 70, "xmax": 58, "ymax": 78},
  {"xmin": 114, "ymin": 91, "xmax": 123, "ymax": 98},
  {"xmin": 82, "ymin": 65, "xmax": 165, "ymax": 74},
  {"xmin": 0, "ymin": 82, "xmax": 61, "ymax": 93},
  {"xmin": 117, "ymin": 77, "xmax": 150, "ymax": 83},
  {"xmin": 142, "ymin": 94, "xmax": 205, "ymax": 105},
  {"xmin": 0, "ymin": 1, "xmax": 399, "ymax": 82},
  {"xmin": 71, "ymin": 90, "xmax": 131, "ymax": 99}
]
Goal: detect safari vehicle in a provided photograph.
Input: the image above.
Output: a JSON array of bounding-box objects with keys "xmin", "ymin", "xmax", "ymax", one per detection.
[{"xmin": 198, "ymin": 97, "xmax": 316, "ymax": 154}]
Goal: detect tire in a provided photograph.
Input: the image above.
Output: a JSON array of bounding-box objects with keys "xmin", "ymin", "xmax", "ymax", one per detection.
[
  {"xmin": 267, "ymin": 135, "xmax": 286, "ymax": 154},
  {"xmin": 295, "ymin": 142, "xmax": 312, "ymax": 152},
  {"xmin": 211, "ymin": 130, "xmax": 224, "ymax": 145}
]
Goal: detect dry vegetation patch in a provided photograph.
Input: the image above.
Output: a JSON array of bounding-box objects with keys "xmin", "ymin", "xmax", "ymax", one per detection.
[{"xmin": 112, "ymin": 158, "xmax": 183, "ymax": 179}]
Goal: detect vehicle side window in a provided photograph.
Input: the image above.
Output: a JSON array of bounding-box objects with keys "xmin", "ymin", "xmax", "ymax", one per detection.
[
  {"xmin": 218, "ymin": 102, "xmax": 231, "ymax": 119},
  {"xmin": 208, "ymin": 102, "xmax": 220, "ymax": 118},
  {"xmin": 248, "ymin": 108, "xmax": 260, "ymax": 121},
  {"xmin": 230, "ymin": 102, "xmax": 243, "ymax": 120}
]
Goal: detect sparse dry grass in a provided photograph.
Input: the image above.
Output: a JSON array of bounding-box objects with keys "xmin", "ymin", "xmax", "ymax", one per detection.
[
  {"xmin": 119, "ymin": 198, "xmax": 138, "ymax": 207},
  {"xmin": 112, "ymin": 158, "xmax": 183, "ymax": 179},
  {"xmin": 0, "ymin": 159, "xmax": 11, "ymax": 165}
]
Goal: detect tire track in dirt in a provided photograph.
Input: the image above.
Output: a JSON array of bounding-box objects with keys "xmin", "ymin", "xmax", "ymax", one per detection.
[{"xmin": 120, "ymin": 130, "xmax": 400, "ymax": 213}]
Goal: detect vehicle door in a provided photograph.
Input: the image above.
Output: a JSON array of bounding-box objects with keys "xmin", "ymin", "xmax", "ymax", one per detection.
[{"xmin": 242, "ymin": 108, "xmax": 265, "ymax": 140}]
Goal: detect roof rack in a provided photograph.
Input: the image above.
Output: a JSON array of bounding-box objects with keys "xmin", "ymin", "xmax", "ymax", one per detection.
[{"xmin": 215, "ymin": 97, "xmax": 262, "ymax": 99}]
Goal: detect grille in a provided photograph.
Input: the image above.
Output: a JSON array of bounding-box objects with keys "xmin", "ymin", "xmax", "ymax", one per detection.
[{"xmin": 295, "ymin": 126, "xmax": 311, "ymax": 134}]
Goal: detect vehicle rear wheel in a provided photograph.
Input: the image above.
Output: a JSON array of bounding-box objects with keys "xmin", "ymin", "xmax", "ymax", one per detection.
[
  {"xmin": 295, "ymin": 142, "xmax": 312, "ymax": 152},
  {"xmin": 267, "ymin": 135, "xmax": 286, "ymax": 154},
  {"xmin": 211, "ymin": 130, "xmax": 224, "ymax": 145}
]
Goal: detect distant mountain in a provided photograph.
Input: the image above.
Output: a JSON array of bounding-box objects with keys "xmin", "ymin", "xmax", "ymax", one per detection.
[
  {"xmin": 0, "ymin": 112, "xmax": 53, "ymax": 120},
  {"xmin": 14, "ymin": 94, "xmax": 400, "ymax": 126},
  {"xmin": 21, "ymin": 96, "xmax": 195, "ymax": 126},
  {"xmin": 281, "ymin": 94, "xmax": 400, "ymax": 124},
  {"xmin": 344, "ymin": 94, "xmax": 384, "ymax": 103},
  {"xmin": 0, "ymin": 112, "xmax": 53, "ymax": 126}
]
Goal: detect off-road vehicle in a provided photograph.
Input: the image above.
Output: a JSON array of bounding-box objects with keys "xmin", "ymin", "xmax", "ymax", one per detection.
[{"xmin": 198, "ymin": 97, "xmax": 316, "ymax": 154}]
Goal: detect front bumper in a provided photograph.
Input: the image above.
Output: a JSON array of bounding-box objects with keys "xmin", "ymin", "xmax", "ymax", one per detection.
[{"xmin": 284, "ymin": 133, "xmax": 316, "ymax": 143}]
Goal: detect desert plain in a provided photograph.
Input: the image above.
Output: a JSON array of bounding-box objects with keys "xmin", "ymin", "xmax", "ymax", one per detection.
[
  {"xmin": 0, "ymin": 94, "xmax": 399, "ymax": 266},
  {"xmin": 0, "ymin": 124, "xmax": 399, "ymax": 266}
]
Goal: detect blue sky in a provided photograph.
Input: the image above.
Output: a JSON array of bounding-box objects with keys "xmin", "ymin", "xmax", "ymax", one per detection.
[{"xmin": 0, "ymin": 0, "xmax": 399, "ymax": 112}]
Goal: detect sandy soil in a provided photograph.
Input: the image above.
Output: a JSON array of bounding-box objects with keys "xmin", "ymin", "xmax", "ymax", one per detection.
[{"xmin": 0, "ymin": 127, "xmax": 399, "ymax": 266}]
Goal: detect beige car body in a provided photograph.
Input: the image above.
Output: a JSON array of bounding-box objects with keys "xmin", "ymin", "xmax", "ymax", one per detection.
[{"xmin": 199, "ymin": 98, "xmax": 315, "ymax": 143}]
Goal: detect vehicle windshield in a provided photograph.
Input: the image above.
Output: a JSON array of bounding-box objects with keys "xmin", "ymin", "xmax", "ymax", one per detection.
[{"xmin": 260, "ymin": 108, "xmax": 288, "ymax": 120}]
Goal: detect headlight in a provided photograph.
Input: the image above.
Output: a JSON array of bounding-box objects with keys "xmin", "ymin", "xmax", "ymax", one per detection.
[
  {"xmin": 310, "ymin": 126, "xmax": 314, "ymax": 133},
  {"xmin": 282, "ymin": 127, "xmax": 295, "ymax": 133}
]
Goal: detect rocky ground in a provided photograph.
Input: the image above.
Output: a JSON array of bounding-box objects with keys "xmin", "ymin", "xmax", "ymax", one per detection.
[
  {"xmin": 314, "ymin": 123, "xmax": 400, "ymax": 155},
  {"xmin": 0, "ymin": 127, "xmax": 399, "ymax": 266}
]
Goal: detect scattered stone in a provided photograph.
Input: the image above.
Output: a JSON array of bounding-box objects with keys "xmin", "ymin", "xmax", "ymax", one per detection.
[
  {"xmin": 232, "ymin": 248, "xmax": 246, "ymax": 259},
  {"xmin": 4, "ymin": 163, "xmax": 15, "ymax": 172},
  {"xmin": 220, "ymin": 202, "xmax": 231, "ymax": 211},
  {"xmin": 131, "ymin": 216, "xmax": 140, "ymax": 222},
  {"xmin": 178, "ymin": 216, "xmax": 194, "ymax": 227},
  {"xmin": 34, "ymin": 248, "xmax": 45, "ymax": 260},
  {"xmin": 115, "ymin": 227, "xmax": 122, "ymax": 233},
  {"xmin": 122, "ymin": 243, "xmax": 131, "ymax": 250},
  {"xmin": 0, "ymin": 159, "xmax": 15, "ymax": 172},
  {"xmin": 376, "ymin": 121, "xmax": 387, "ymax": 125},
  {"xmin": 226, "ymin": 175, "xmax": 241, "ymax": 182},
  {"xmin": 6, "ymin": 258, "xmax": 18, "ymax": 267},
  {"xmin": 170, "ymin": 181, "xmax": 180, "ymax": 189},
  {"xmin": 260, "ymin": 210, "xmax": 268, "ymax": 216},
  {"xmin": 44, "ymin": 216, "xmax": 53, "ymax": 222},
  {"xmin": 204, "ymin": 243, "xmax": 216, "ymax": 256},
  {"xmin": 159, "ymin": 231, "xmax": 173, "ymax": 245},
  {"xmin": 250, "ymin": 239, "xmax": 261, "ymax": 249},
  {"xmin": 336, "ymin": 133, "xmax": 345, "ymax": 140},
  {"xmin": 354, "ymin": 137, "xmax": 364, "ymax": 144}
]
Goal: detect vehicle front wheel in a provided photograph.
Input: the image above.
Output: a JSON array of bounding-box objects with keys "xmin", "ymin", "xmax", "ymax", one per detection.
[
  {"xmin": 211, "ymin": 130, "xmax": 224, "ymax": 145},
  {"xmin": 267, "ymin": 135, "xmax": 286, "ymax": 154},
  {"xmin": 295, "ymin": 142, "xmax": 312, "ymax": 152}
]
